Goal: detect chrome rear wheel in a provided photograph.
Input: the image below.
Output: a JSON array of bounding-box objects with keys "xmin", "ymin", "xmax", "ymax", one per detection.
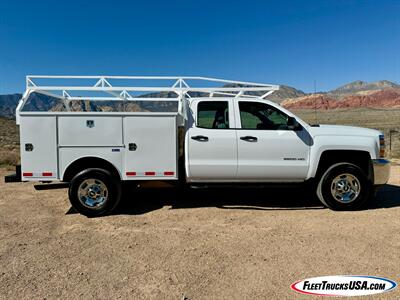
[
  {"xmin": 69, "ymin": 168, "xmax": 121, "ymax": 217},
  {"xmin": 78, "ymin": 178, "xmax": 108, "ymax": 209}
]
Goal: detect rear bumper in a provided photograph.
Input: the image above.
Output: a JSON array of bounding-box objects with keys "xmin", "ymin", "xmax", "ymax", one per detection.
[{"xmin": 372, "ymin": 159, "xmax": 390, "ymax": 185}]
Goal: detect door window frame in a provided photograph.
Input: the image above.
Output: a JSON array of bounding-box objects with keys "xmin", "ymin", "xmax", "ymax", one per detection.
[
  {"xmin": 235, "ymin": 100, "xmax": 292, "ymax": 130},
  {"xmin": 194, "ymin": 99, "xmax": 236, "ymax": 129}
]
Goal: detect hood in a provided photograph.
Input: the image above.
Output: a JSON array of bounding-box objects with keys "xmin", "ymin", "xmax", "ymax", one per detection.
[{"xmin": 307, "ymin": 124, "xmax": 381, "ymax": 138}]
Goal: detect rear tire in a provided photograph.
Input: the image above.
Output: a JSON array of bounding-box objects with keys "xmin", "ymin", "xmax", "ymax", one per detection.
[
  {"xmin": 317, "ymin": 163, "xmax": 371, "ymax": 210},
  {"xmin": 68, "ymin": 168, "xmax": 121, "ymax": 217}
]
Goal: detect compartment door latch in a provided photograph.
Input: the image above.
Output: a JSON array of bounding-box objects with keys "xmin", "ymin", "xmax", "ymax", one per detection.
[
  {"xmin": 86, "ymin": 120, "xmax": 95, "ymax": 128},
  {"xmin": 128, "ymin": 143, "xmax": 137, "ymax": 151},
  {"xmin": 25, "ymin": 143, "xmax": 34, "ymax": 151}
]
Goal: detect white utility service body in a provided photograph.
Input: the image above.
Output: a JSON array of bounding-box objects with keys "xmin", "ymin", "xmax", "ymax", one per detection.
[
  {"xmin": 6, "ymin": 75, "xmax": 391, "ymax": 216},
  {"xmin": 19, "ymin": 112, "xmax": 178, "ymax": 181}
]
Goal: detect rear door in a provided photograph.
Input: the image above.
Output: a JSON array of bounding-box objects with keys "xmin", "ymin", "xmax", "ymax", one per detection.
[{"xmin": 186, "ymin": 99, "xmax": 237, "ymax": 181}]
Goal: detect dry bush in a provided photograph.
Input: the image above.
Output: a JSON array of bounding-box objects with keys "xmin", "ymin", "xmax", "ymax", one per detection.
[
  {"xmin": 388, "ymin": 131, "xmax": 400, "ymax": 158},
  {"xmin": 0, "ymin": 117, "xmax": 19, "ymax": 147},
  {"xmin": 0, "ymin": 150, "xmax": 20, "ymax": 166}
]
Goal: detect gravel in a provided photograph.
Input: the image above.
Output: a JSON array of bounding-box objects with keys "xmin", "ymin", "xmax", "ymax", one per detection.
[{"xmin": 0, "ymin": 165, "xmax": 399, "ymax": 299}]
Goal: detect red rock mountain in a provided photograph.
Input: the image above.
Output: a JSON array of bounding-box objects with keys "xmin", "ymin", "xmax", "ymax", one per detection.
[{"xmin": 281, "ymin": 81, "xmax": 400, "ymax": 110}]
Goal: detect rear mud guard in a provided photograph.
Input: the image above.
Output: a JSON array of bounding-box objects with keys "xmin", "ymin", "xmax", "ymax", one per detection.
[{"xmin": 4, "ymin": 165, "xmax": 21, "ymax": 183}]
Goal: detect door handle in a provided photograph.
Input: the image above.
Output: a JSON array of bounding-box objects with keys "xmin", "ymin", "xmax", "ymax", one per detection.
[
  {"xmin": 191, "ymin": 135, "xmax": 209, "ymax": 142},
  {"xmin": 240, "ymin": 136, "xmax": 258, "ymax": 142}
]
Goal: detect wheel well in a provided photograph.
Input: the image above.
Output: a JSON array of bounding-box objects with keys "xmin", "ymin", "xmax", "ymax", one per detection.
[
  {"xmin": 63, "ymin": 157, "xmax": 121, "ymax": 182},
  {"xmin": 316, "ymin": 150, "xmax": 372, "ymax": 179}
]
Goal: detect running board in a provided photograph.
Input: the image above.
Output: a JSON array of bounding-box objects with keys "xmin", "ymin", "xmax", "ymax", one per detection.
[
  {"xmin": 189, "ymin": 182, "xmax": 307, "ymax": 189},
  {"xmin": 34, "ymin": 183, "xmax": 69, "ymax": 190}
]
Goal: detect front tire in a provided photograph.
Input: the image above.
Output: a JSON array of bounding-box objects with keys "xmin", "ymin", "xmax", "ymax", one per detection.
[
  {"xmin": 68, "ymin": 168, "xmax": 121, "ymax": 217},
  {"xmin": 317, "ymin": 163, "xmax": 371, "ymax": 210}
]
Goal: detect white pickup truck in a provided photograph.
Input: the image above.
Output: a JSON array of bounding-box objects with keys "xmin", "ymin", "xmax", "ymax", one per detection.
[{"xmin": 5, "ymin": 76, "xmax": 390, "ymax": 216}]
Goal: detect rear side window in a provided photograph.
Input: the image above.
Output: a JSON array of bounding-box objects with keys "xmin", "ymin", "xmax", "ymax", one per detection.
[{"xmin": 197, "ymin": 101, "xmax": 229, "ymax": 129}]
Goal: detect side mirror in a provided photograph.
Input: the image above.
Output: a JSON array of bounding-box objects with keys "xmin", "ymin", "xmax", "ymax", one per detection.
[{"xmin": 287, "ymin": 116, "xmax": 302, "ymax": 131}]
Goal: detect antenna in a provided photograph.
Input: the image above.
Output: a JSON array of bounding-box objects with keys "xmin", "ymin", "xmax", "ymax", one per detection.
[{"xmin": 313, "ymin": 79, "xmax": 318, "ymax": 124}]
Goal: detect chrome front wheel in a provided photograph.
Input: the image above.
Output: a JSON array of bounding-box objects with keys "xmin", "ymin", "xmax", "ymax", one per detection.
[
  {"xmin": 330, "ymin": 173, "xmax": 361, "ymax": 203},
  {"xmin": 317, "ymin": 163, "xmax": 371, "ymax": 210}
]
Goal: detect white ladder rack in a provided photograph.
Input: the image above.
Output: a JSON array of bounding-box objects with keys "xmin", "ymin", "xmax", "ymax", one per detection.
[{"xmin": 16, "ymin": 75, "xmax": 279, "ymax": 124}]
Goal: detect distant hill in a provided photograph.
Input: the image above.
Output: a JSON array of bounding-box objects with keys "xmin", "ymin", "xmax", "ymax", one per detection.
[
  {"xmin": 0, "ymin": 94, "xmax": 21, "ymax": 118},
  {"xmin": 266, "ymin": 85, "xmax": 306, "ymax": 103},
  {"xmin": 329, "ymin": 80, "xmax": 399, "ymax": 97},
  {"xmin": 0, "ymin": 93, "xmax": 72, "ymax": 117},
  {"xmin": 1, "ymin": 80, "xmax": 399, "ymax": 117},
  {"xmin": 282, "ymin": 89, "xmax": 400, "ymax": 110}
]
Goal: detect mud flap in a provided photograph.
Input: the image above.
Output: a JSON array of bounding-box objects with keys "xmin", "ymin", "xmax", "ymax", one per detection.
[{"xmin": 4, "ymin": 165, "xmax": 21, "ymax": 183}]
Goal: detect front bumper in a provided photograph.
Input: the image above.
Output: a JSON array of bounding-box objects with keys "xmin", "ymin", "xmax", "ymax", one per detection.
[{"xmin": 372, "ymin": 159, "xmax": 390, "ymax": 185}]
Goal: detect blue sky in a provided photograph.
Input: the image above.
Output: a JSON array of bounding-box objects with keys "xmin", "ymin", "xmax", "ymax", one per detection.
[{"xmin": 0, "ymin": 0, "xmax": 399, "ymax": 94}]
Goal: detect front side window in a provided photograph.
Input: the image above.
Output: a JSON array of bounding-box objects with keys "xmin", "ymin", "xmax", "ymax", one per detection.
[
  {"xmin": 197, "ymin": 101, "xmax": 229, "ymax": 129},
  {"xmin": 239, "ymin": 101, "xmax": 289, "ymax": 130}
]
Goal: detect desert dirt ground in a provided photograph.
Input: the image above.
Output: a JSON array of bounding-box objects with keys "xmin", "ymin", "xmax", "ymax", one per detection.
[{"xmin": 0, "ymin": 164, "xmax": 399, "ymax": 300}]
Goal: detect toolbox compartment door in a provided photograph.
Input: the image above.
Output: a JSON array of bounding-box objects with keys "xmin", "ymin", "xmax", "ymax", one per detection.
[
  {"xmin": 123, "ymin": 116, "xmax": 177, "ymax": 180},
  {"xmin": 20, "ymin": 116, "xmax": 58, "ymax": 180},
  {"xmin": 58, "ymin": 116, "xmax": 123, "ymax": 147}
]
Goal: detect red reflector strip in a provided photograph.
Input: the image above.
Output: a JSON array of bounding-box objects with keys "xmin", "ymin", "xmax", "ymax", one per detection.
[
  {"xmin": 23, "ymin": 172, "xmax": 33, "ymax": 177},
  {"xmin": 126, "ymin": 171, "xmax": 175, "ymax": 177},
  {"xmin": 42, "ymin": 172, "xmax": 53, "ymax": 177}
]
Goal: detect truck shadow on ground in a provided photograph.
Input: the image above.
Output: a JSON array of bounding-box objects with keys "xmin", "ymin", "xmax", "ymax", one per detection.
[
  {"xmin": 115, "ymin": 187, "xmax": 323, "ymax": 215},
  {"xmin": 108, "ymin": 184, "xmax": 400, "ymax": 216},
  {"xmin": 371, "ymin": 184, "xmax": 400, "ymax": 209}
]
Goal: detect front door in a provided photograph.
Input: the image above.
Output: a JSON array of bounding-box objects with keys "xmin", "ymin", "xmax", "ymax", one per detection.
[
  {"xmin": 235, "ymin": 100, "xmax": 310, "ymax": 181},
  {"xmin": 186, "ymin": 100, "xmax": 237, "ymax": 181}
]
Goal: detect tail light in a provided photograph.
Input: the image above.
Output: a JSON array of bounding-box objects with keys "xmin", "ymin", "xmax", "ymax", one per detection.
[{"xmin": 379, "ymin": 134, "xmax": 385, "ymax": 158}]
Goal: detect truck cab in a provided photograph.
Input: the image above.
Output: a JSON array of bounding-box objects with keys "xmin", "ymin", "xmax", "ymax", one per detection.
[{"xmin": 186, "ymin": 98, "xmax": 311, "ymax": 182}]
